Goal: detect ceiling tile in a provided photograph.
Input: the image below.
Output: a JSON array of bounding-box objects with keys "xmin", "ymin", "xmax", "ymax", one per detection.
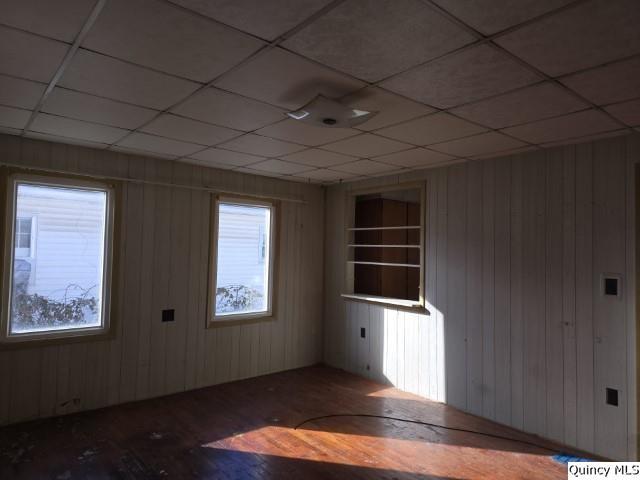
[
  {"xmin": 235, "ymin": 166, "xmax": 286, "ymax": 178},
  {"xmin": 501, "ymin": 109, "xmax": 621, "ymax": 144},
  {"xmin": 333, "ymin": 159, "xmax": 401, "ymax": 176},
  {"xmin": 322, "ymin": 133, "xmax": 412, "ymax": 157},
  {"xmin": 281, "ymin": 148, "xmax": 358, "ymax": 167},
  {"xmin": 0, "ymin": 126, "xmax": 22, "ymax": 136},
  {"xmin": 42, "ymin": 87, "xmax": 158, "ymax": 130},
  {"xmin": 255, "ymin": 119, "xmax": 359, "ymax": 146},
  {"xmin": 0, "ymin": 26, "xmax": 68, "ymax": 82},
  {"xmin": 30, "ymin": 113, "xmax": 129, "ymax": 144},
  {"xmin": 214, "ymin": 48, "xmax": 365, "ymax": 110},
  {"xmin": 0, "ymin": 0, "xmax": 96, "ymax": 42},
  {"xmin": 189, "ymin": 147, "xmax": 265, "ymax": 167},
  {"xmin": 181, "ymin": 156, "xmax": 236, "ymax": 171},
  {"xmin": 341, "ymin": 87, "xmax": 435, "ymax": 131},
  {"xmin": 469, "ymin": 145, "xmax": 539, "ymax": 161},
  {"xmin": 605, "ymin": 99, "xmax": 640, "ymax": 127},
  {"xmin": 429, "ymin": 131, "xmax": 527, "ymax": 157},
  {"xmin": 540, "ymin": 129, "xmax": 630, "ymax": 148},
  {"xmin": 495, "ymin": 0, "xmax": 640, "ymax": 77},
  {"xmin": 374, "ymin": 148, "xmax": 455, "ymax": 168},
  {"xmin": 376, "ymin": 112, "xmax": 486, "ymax": 146},
  {"xmin": 0, "ymin": 105, "xmax": 31, "ymax": 129},
  {"xmin": 172, "ymin": 87, "xmax": 285, "ymax": 131},
  {"xmin": 117, "ymin": 132, "xmax": 203, "ymax": 157},
  {"xmin": 141, "ymin": 114, "xmax": 241, "ymax": 146},
  {"xmin": 167, "ymin": 0, "xmax": 333, "ymax": 41},
  {"xmin": 282, "ymin": 0, "xmax": 475, "ymax": 82},
  {"xmin": 431, "ymin": 0, "xmax": 574, "ymax": 35},
  {"xmin": 381, "ymin": 44, "xmax": 540, "ymax": 108},
  {"xmin": 25, "ymin": 131, "xmax": 109, "ymax": 149},
  {"xmin": 60, "ymin": 49, "xmax": 200, "ymax": 110},
  {"xmin": 450, "ymin": 82, "xmax": 589, "ymax": 129},
  {"xmin": 249, "ymin": 159, "xmax": 315, "ymax": 175},
  {"xmin": 82, "ymin": 0, "xmax": 264, "ymax": 82},
  {"xmin": 218, "ymin": 134, "xmax": 305, "ymax": 157},
  {"xmin": 111, "ymin": 144, "xmax": 176, "ymax": 160},
  {"xmin": 560, "ymin": 56, "xmax": 640, "ymax": 105},
  {"xmin": 0, "ymin": 74, "xmax": 46, "ymax": 110},
  {"xmin": 292, "ymin": 168, "xmax": 359, "ymax": 182}
]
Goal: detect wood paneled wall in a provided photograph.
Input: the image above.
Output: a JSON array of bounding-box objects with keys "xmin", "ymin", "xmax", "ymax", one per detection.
[
  {"xmin": 323, "ymin": 133, "xmax": 640, "ymax": 460},
  {"xmin": 0, "ymin": 134, "xmax": 324, "ymax": 426}
]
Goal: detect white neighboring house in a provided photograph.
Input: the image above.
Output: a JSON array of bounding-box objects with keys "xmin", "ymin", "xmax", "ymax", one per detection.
[
  {"xmin": 216, "ymin": 205, "xmax": 268, "ymax": 296},
  {"xmin": 14, "ymin": 186, "xmax": 105, "ymax": 304}
]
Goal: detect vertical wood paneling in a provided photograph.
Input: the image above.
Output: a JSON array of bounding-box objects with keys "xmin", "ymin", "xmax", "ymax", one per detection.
[
  {"xmin": 327, "ymin": 133, "xmax": 638, "ymax": 460},
  {"xmin": 0, "ymin": 134, "xmax": 324, "ymax": 428},
  {"xmin": 446, "ymin": 164, "xmax": 467, "ymax": 410}
]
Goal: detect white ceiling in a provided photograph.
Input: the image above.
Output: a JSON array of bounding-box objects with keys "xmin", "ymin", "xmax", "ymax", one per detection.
[{"xmin": 0, "ymin": 0, "xmax": 638, "ymax": 184}]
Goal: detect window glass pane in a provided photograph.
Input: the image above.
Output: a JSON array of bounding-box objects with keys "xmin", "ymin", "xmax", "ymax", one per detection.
[
  {"xmin": 10, "ymin": 183, "xmax": 108, "ymax": 334},
  {"xmin": 215, "ymin": 202, "xmax": 271, "ymax": 316}
]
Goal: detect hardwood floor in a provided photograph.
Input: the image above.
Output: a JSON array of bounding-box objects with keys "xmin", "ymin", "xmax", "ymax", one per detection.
[{"xmin": 0, "ymin": 366, "xmax": 579, "ymax": 479}]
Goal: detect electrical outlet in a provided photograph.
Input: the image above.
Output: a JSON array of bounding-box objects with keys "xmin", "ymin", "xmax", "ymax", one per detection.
[
  {"xmin": 606, "ymin": 388, "xmax": 619, "ymax": 407},
  {"xmin": 360, "ymin": 327, "xmax": 366, "ymax": 338},
  {"xmin": 162, "ymin": 309, "xmax": 175, "ymax": 322}
]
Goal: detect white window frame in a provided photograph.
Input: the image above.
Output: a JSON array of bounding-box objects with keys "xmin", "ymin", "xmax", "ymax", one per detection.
[
  {"xmin": 14, "ymin": 216, "xmax": 36, "ymax": 259},
  {"xmin": 208, "ymin": 195, "xmax": 277, "ymax": 326},
  {"xmin": 1, "ymin": 173, "xmax": 115, "ymax": 344},
  {"xmin": 341, "ymin": 182, "xmax": 427, "ymax": 311}
]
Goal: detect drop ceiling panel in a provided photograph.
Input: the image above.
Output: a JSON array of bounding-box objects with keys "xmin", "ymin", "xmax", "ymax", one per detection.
[
  {"xmin": 281, "ymin": 148, "xmax": 358, "ymax": 167},
  {"xmin": 141, "ymin": 114, "xmax": 241, "ymax": 146},
  {"xmin": 381, "ymin": 45, "xmax": 540, "ymax": 108},
  {"xmin": 219, "ymin": 134, "xmax": 306, "ymax": 157},
  {"xmin": 495, "ymin": 0, "xmax": 640, "ymax": 77},
  {"xmin": 376, "ymin": 112, "xmax": 486, "ymax": 146},
  {"xmin": 167, "ymin": 0, "xmax": 334, "ymax": 41},
  {"xmin": 322, "ymin": 133, "xmax": 412, "ymax": 157},
  {"xmin": 0, "ymin": 0, "xmax": 96, "ymax": 42},
  {"xmin": 604, "ymin": 99, "xmax": 640, "ymax": 127},
  {"xmin": 333, "ymin": 159, "xmax": 402, "ymax": 175},
  {"xmin": 255, "ymin": 119, "xmax": 359, "ymax": 146},
  {"xmin": 0, "ymin": 74, "xmax": 46, "ymax": 110},
  {"xmin": 450, "ymin": 82, "xmax": 588, "ymax": 129},
  {"xmin": 249, "ymin": 159, "xmax": 315, "ymax": 175},
  {"xmin": 341, "ymin": 87, "xmax": 435, "ymax": 131},
  {"xmin": 214, "ymin": 48, "xmax": 366, "ymax": 110},
  {"xmin": 117, "ymin": 132, "xmax": 203, "ymax": 157},
  {"xmin": 189, "ymin": 148, "xmax": 265, "ymax": 167},
  {"xmin": 429, "ymin": 131, "xmax": 527, "ymax": 157},
  {"xmin": 560, "ymin": 56, "xmax": 640, "ymax": 106},
  {"xmin": 292, "ymin": 168, "xmax": 359, "ymax": 182},
  {"xmin": 30, "ymin": 113, "xmax": 129, "ymax": 144},
  {"xmin": 60, "ymin": 49, "xmax": 200, "ymax": 110},
  {"xmin": 0, "ymin": 105, "xmax": 31, "ymax": 130},
  {"xmin": 25, "ymin": 131, "xmax": 109, "ymax": 149},
  {"xmin": 0, "ymin": 26, "xmax": 68, "ymax": 83},
  {"xmin": 172, "ymin": 88, "xmax": 285, "ymax": 131},
  {"xmin": 42, "ymin": 88, "xmax": 158, "ymax": 130},
  {"xmin": 540, "ymin": 129, "xmax": 629, "ymax": 148},
  {"xmin": 82, "ymin": 0, "xmax": 264, "ymax": 82},
  {"xmin": 374, "ymin": 148, "xmax": 455, "ymax": 168},
  {"xmin": 501, "ymin": 109, "xmax": 622, "ymax": 144},
  {"xmin": 282, "ymin": 0, "xmax": 475, "ymax": 82},
  {"xmin": 431, "ymin": 0, "xmax": 575, "ymax": 35}
]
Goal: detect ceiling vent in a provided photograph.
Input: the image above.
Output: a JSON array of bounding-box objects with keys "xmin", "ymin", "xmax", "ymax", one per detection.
[{"xmin": 287, "ymin": 95, "xmax": 377, "ymax": 128}]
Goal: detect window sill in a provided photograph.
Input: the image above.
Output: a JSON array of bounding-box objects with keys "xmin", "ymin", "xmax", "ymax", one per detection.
[
  {"xmin": 340, "ymin": 293, "xmax": 430, "ymax": 314},
  {"xmin": 208, "ymin": 312, "xmax": 274, "ymax": 328}
]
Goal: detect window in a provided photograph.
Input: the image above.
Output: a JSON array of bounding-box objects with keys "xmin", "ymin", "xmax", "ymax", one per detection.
[
  {"xmin": 1, "ymin": 174, "xmax": 114, "ymax": 342},
  {"xmin": 343, "ymin": 185, "xmax": 425, "ymax": 309},
  {"xmin": 209, "ymin": 197, "xmax": 276, "ymax": 323},
  {"xmin": 15, "ymin": 217, "xmax": 34, "ymax": 258}
]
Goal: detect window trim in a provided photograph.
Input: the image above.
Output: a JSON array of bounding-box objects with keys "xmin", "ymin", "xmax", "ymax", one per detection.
[
  {"xmin": 207, "ymin": 194, "xmax": 278, "ymax": 327},
  {"xmin": 0, "ymin": 173, "xmax": 116, "ymax": 344},
  {"xmin": 342, "ymin": 181, "xmax": 428, "ymax": 313}
]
